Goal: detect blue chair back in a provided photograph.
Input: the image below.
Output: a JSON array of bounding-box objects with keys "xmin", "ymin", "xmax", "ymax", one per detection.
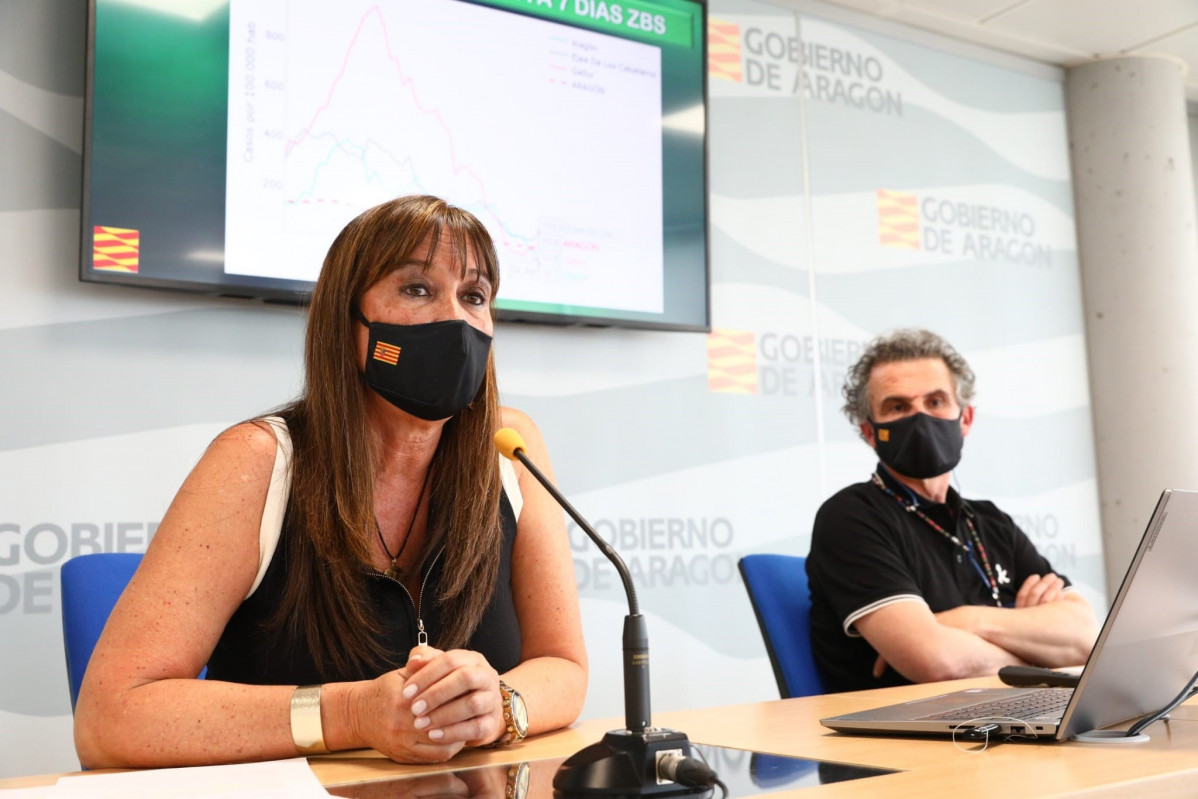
[
  {"xmin": 749, "ymin": 752, "xmax": 818, "ymax": 789},
  {"xmin": 61, "ymin": 552, "xmax": 143, "ymax": 710},
  {"xmin": 738, "ymin": 554, "xmax": 825, "ymax": 698}
]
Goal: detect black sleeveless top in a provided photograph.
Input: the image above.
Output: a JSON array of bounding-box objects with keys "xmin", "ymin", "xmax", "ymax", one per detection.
[{"xmin": 206, "ymin": 491, "xmax": 522, "ymax": 685}]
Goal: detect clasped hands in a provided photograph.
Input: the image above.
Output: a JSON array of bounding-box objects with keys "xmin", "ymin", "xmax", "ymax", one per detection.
[{"xmin": 353, "ymin": 645, "xmax": 507, "ymax": 763}]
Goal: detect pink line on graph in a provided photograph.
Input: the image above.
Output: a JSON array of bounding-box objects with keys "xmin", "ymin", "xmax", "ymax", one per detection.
[{"xmin": 284, "ymin": 4, "xmax": 507, "ymax": 219}]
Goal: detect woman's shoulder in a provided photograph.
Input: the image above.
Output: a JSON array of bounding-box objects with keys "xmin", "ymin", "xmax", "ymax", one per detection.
[
  {"xmin": 215, "ymin": 419, "xmax": 280, "ymax": 449},
  {"xmin": 498, "ymin": 407, "xmax": 552, "ymax": 457},
  {"xmin": 499, "ymin": 406, "xmax": 536, "ymax": 433},
  {"xmin": 199, "ymin": 420, "xmax": 283, "ymax": 481},
  {"xmin": 498, "ymin": 407, "xmax": 548, "ymax": 443}
]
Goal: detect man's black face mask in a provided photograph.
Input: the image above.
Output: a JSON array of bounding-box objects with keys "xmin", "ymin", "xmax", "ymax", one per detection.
[
  {"xmin": 356, "ymin": 310, "xmax": 492, "ymax": 421},
  {"xmin": 870, "ymin": 411, "xmax": 964, "ymax": 480}
]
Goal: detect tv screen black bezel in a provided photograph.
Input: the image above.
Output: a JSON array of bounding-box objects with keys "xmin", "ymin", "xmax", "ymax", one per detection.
[{"xmin": 80, "ymin": 0, "xmax": 711, "ymax": 333}]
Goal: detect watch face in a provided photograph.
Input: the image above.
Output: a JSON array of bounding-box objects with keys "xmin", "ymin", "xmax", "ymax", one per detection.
[
  {"xmin": 512, "ymin": 762, "xmax": 530, "ymax": 799},
  {"xmin": 511, "ymin": 693, "xmax": 529, "ymax": 735}
]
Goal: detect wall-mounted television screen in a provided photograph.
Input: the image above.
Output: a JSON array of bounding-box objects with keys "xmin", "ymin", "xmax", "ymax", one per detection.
[{"xmin": 82, "ymin": 0, "xmax": 709, "ymax": 331}]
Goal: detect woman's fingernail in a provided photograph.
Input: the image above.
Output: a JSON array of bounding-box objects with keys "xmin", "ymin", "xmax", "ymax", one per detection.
[
  {"xmin": 414, "ymin": 716, "xmax": 430, "ymax": 729},
  {"xmin": 429, "ymin": 729, "xmax": 443, "ymax": 740},
  {"xmin": 412, "ymin": 699, "xmax": 427, "ymax": 715},
  {"xmin": 403, "ymin": 684, "xmax": 418, "ymax": 699}
]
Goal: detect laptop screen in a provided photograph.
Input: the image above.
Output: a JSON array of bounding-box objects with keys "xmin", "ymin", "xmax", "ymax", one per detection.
[{"xmin": 1059, "ymin": 489, "xmax": 1198, "ymax": 738}]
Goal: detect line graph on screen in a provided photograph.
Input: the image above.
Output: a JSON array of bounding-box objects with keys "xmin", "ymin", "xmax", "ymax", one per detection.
[
  {"xmin": 225, "ymin": 0, "xmax": 665, "ymax": 314},
  {"xmin": 281, "ymin": 5, "xmax": 538, "ymax": 261}
]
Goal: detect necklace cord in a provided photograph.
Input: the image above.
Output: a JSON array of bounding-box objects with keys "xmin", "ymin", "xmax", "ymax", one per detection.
[{"xmin": 375, "ymin": 466, "xmax": 433, "ymax": 575}]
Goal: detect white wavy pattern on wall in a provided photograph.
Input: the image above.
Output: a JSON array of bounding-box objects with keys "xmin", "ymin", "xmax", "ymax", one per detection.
[
  {"xmin": 811, "ymin": 185, "xmax": 1078, "ymax": 270},
  {"xmin": 964, "ymin": 480, "xmax": 1106, "ymax": 604},
  {"xmin": 0, "ymin": 68, "xmax": 82, "ymax": 152},
  {"xmin": 0, "ymin": 424, "xmax": 224, "ymax": 570},
  {"xmin": 501, "ymin": 285, "xmax": 1092, "ymax": 420},
  {"xmin": 569, "ymin": 442, "xmax": 828, "ymax": 554},
  {"xmin": 495, "ymin": 325, "xmax": 708, "ymax": 397},
  {"xmin": 710, "ymin": 15, "xmax": 1069, "ymax": 181},
  {"xmin": 507, "ymin": 256, "xmax": 1089, "ymax": 402},
  {"xmin": 498, "ymin": 280, "xmax": 820, "ymax": 397},
  {"xmin": 802, "ymin": 17, "xmax": 1070, "ymax": 182},
  {"xmin": 983, "ymin": 479, "xmax": 1105, "ymax": 554},
  {"xmin": 813, "ymin": 301, "xmax": 1092, "ymax": 420},
  {"xmin": 0, "ymin": 210, "xmax": 214, "ymax": 331},
  {"xmin": 967, "ymin": 334, "xmax": 1091, "ymax": 419},
  {"xmin": 713, "ymin": 187, "xmax": 1077, "ymax": 276},
  {"xmin": 710, "ymin": 281, "xmax": 808, "ymax": 329},
  {"xmin": 711, "ymin": 194, "xmax": 806, "ymax": 271},
  {"xmin": 577, "ymin": 600, "xmax": 778, "ymax": 720}
]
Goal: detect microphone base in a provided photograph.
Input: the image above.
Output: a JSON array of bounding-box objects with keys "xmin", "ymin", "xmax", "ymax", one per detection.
[{"xmin": 553, "ymin": 728, "xmax": 709, "ymax": 797}]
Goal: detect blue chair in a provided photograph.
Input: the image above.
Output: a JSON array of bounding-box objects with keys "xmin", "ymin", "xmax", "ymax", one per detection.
[
  {"xmin": 738, "ymin": 554, "xmax": 826, "ymax": 699},
  {"xmin": 749, "ymin": 752, "xmax": 818, "ymax": 789},
  {"xmin": 60, "ymin": 552, "xmax": 144, "ymax": 710}
]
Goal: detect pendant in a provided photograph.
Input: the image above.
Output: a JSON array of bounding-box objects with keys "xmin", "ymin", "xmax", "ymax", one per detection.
[{"xmin": 384, "ymin": 563, "xmax": 402, "ymax": 580}]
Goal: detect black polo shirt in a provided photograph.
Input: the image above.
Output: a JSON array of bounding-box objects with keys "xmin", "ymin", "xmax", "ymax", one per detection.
[{"xmin": 806, "ymin": 464, "xmax": 1068, "ymax": 693}]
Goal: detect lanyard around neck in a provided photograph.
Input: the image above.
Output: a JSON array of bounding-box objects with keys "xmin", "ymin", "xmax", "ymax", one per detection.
[{"xmin": 870, "ymin": 472, "xmax": 1001, "ymax": 607}]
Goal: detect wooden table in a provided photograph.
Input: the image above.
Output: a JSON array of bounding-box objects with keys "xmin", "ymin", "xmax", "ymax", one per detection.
[{"xmin": 5, "ymin": 677, "xmax": 1198, "ymax": 797}]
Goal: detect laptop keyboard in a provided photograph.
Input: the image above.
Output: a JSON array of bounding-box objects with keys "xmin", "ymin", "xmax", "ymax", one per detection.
[{"xmin": 919, "ymin": 688, "xmax": 1074, "ymax": 721}]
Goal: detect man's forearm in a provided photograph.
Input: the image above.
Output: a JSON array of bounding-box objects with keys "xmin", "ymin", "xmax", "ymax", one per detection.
[
  {"xmin": 859, "ymin": 602, "xmax": 1026, "ymax": 684},
  {"xmin": 936, "ymin": 597, "xmax": 1098, "ymax": 668},
  {"xmin": 901, "ymin": 623, "xmax": 1026, "ymax": 682}
]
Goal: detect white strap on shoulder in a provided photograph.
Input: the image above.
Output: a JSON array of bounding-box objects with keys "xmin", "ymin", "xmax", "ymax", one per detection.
[
  {"xmin": 500, "ymin": 455, "xmax": 523, "ymax": 521},
  {"xmin": 247, "ymin": 416, "xmax": 293, "ymax": 599}
]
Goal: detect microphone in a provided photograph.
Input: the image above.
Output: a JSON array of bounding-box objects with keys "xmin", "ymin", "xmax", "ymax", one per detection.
[{"xmin": 495, "ymin": 428, "xmax": 713, "ymax": 797}]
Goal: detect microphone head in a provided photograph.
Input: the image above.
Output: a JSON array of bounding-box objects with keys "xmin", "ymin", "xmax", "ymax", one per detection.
[{"xmin": 494, "ymin": 427, "xmax": 527, "ymax": 461}]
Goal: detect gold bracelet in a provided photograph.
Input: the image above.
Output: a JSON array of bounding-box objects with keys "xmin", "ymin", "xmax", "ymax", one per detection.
[{"xmin": 290, "ymin": 685, "xmax": 328, "ymax": 755}]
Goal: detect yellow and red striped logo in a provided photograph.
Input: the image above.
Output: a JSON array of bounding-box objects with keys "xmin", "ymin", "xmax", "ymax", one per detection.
[
  {"xmin": 877, "ymin": 190, "xmax": 920, "ymax": 250},
  {"xmin": 372, "ymin": 341, "xmax": 401, "ymax": 365},
  {"xmin": 707, "ymin": 329, "xmax": 757, "ymax": 394},
  {"xmin": 93, "ymin": 226, "xmax": 140, "ymax": 272},
  {"xmin": 707, "ymin": 19, "xmax": 743, "ymax": 83}
]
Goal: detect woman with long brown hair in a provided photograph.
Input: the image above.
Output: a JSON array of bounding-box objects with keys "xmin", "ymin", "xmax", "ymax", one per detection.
[{"xmin": 74, "ymin": 195, "xmax": 587, "ymax": 766}]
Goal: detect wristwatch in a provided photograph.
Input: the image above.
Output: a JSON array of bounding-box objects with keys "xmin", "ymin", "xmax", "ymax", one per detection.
[
  {"xmin": 497, "ymin": 680, "xmax": 529, "ymax": 745},
  {"xmin": 506, "ymin": 762, "xmax": 531, "ymax": 799}
]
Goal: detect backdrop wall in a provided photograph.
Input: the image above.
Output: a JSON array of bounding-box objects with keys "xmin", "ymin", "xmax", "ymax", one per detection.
[{"xmin": 0, "ymin": 0, "xmax": 1103, "ymax": 777}]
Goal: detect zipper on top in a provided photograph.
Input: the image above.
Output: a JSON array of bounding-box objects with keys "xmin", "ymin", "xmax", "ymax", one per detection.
[{"xmin": 380, "ymin": 546, "xmax": 444, "ymax": 648}]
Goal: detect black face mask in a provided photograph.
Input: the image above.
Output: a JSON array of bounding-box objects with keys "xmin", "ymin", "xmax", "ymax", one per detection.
[
  {"xmin": 870, "ymin": 412, "xmax": 964, "ymax": 479},
  {"xmin": 356, "ymin": 311, "xmax": 492, "ymax": 421}
]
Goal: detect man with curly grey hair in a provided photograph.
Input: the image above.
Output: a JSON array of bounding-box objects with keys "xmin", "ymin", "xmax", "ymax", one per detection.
[{"xmin": 806, "ymin": 329, "xmax": 1098, "ymax": 693}]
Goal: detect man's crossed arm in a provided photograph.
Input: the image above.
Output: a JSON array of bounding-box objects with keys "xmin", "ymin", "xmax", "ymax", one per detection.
[{"xmin": 856, "ymin": 574, "xmax": 1100, "ymax": 683}]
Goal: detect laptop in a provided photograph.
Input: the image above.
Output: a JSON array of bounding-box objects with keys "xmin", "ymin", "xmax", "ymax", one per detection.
[{"xmin": 822, "ymin": 489, "xmax": 1198, "ymax": 741}]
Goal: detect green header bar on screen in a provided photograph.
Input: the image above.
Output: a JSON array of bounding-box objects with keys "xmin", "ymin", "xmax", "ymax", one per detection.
[{"xmin": 476, "ymin": 0, "xmax": 695, "ymax": 48}]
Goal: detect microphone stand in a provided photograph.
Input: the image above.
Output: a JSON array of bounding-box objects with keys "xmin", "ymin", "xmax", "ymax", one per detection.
[{"xmin": 507, "ymin": 449, "xmax": 705, "ymax": 797}]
